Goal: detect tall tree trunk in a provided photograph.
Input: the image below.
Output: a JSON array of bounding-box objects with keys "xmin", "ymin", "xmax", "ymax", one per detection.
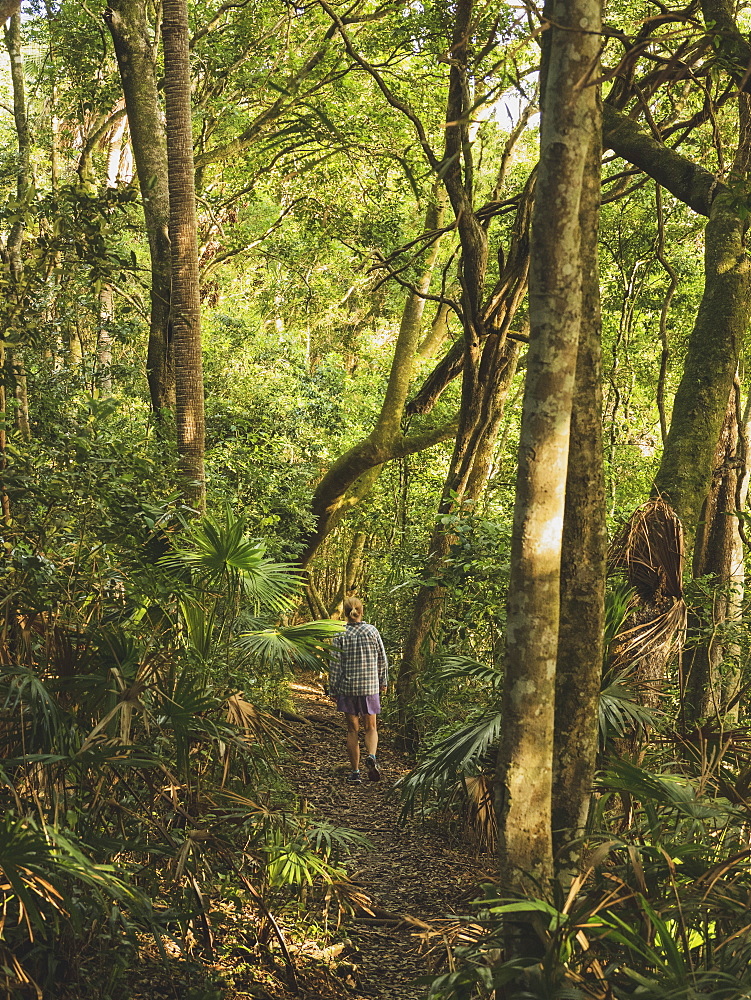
[
  {"xmin": 652, "ymin": 0, "xmax": 751, "ymax": 551},
  {"xmin": 328, "ymin": 530, "xmax": 368, "ymax": 617},
  {"xmin": 725, "ymin": 388, "xmax": 751, "ymax": 720},
  {"xmin": 683, "ymin": 388, "xmax": 744, "ymax": 723},
  {"xmin": 94, "ymin": 113, "xmax": 128, "ymax": 396},
  {"xmin": 395, "ymin": 0, "xmax": 536, "ymax": 751},
  {"xmin": 552, "ymin": 125, "xmax": 605, "ymax": 870},
  {"xmin": 4, "ymin": 10, "xmax": 31, "ymax": 442},
  {"xmin": 104, "ymin": 0, "xmax": 174, "ymax": 413},
  {"xmin": 653, "ymin": 179, "xmax": 751, "ymax": 547},
  {"xmin": 45, "ymin": 1, "xmax": 60, "ymax": 190},
  {"xmin": 498, "ymin": 0, "xmax": 601, "ymax": 898},
  {"xmin": 162, "ymin": 0, "xmax": 205, "ymax": 510},
  {"xmin": 417, "ymin": 299, "xmax": 453, "ymax": 360},
  {"xmin": 6, "ymin": 349, "xmax": 29, "ymax": 441}
]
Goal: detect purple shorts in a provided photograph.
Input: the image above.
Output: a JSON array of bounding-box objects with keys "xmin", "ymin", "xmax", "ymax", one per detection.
[{"xmin": 336, "ymin": 694, "xmax": 381, "ymax": 716}]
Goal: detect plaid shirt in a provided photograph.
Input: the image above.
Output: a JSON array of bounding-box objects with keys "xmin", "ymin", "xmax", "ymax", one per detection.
[{"xmin": 329, "ymin": 622, "xmax": 389, "ymax": 697}]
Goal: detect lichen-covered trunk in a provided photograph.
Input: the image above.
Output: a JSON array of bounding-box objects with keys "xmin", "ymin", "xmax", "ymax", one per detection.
[
  {"xmin": 105, "ymin": 0, "xmax": 173, "ymax": 414},
  {"xmin": 683, "ymin": 389, "xmax": 743, "ymax": 723},
  {"xmin": 654, "ymin": 95, "xmax": 751, "ymax": 549},
  {"xmin": 4, "ymin": 11, "xmax": 31, "ymax": 442},
  {"xmin": 552, "ymin": 126, "xmax": 605, "ymax": 869},
  {"xmin": 162, "ymin": 0, "xmax": 205, "ymax": 510},
  {"xmin": 498, "ymin": 0, "xmax": 601, "ymax": 898}
]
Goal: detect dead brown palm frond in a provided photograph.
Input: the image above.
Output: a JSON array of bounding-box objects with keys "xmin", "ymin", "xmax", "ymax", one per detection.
[
  {"xmin": 408, "ymin": 916, "xmax": 488, "ymax": 971},
  {"xmin": 452, "ymin": 775, "xmax": 497, "ymax": 853},
  {"xmin": 609, "ymin": 498, "xmax": 684, "ymax": 600},
  {"xmin": 609, "ymin": 599, "xmax": 686, "ymax": 675},
  {"xmin": 325, "ymin": 879, "xmax": 375, "ymax": 922},
  {"xmin": 225, "ymin": 693, "xmax": 291, "ymax": 744},
  {"xmin": 0, "ymin": 945, "xmax": 42, "ymax": 1000},
  {"xmin": 608, "ymin": 499, "xmax": 686, "ymax": 703}
]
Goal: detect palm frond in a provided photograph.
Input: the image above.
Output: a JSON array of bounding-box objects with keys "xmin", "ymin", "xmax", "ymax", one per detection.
[
  {"xmin": 239, "ymin": 558, "xmax": 304, "ymax": 613},
  {"xmin": 604, "ymin": 582, "xmax": 636, "ymax": 653},
  {"xmin": 609, "ymin": 599, "xmax": 687, "ymax": 674},
  {"xmin": 179, "ymin": 597, "xmax": 216, "ymax": 661},
  {"xmin": 160, "ymin": 505, "xmax": 303, "ymax": 611},
  {"xmin": 597, "ymin": 759, "xmax": 736, "ymax": 822},
  {"xmin": 0, "ymin": 816, "xmax": 64, "ymax": 934},
  {"xmin": 458, "ymin": 775, "xmax": 497, "ymax": 852},
  {"xmin": 234, "ymin": 620, "xmax": 343, "ymax": 671},
  {"xmin": 0, "ymin": 667, "xmax": 63, "ymax": 750},
  {"xmin": 225, "ymin": 693, "xmax": 289, "ymax": 744},
  {"xmin": 432, "ymin": 656, "xmax": 503, "ymax": 689},
  {"xmin": 599, "ymin": 672, "xmax": 663, "ymax": 743},
  {"xmin": 609, "ymin": 498, "xmax": 684, "ymax": 600},
  {"xmin": 607, "ymin": 500, "xmax": 686, "ymax": 690},
  {"xmin": 396, "ymin": 711, "xmax": 502, "ymax": 824},
  {"xmin": 300, "ymin": 819, "xmax": 372, "ymax": 860}
]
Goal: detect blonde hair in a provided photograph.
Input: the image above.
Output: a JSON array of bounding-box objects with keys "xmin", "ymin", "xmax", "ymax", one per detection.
[{"xmin": 343, "ymin": 597, "xmax": 363, "ymax": 622}]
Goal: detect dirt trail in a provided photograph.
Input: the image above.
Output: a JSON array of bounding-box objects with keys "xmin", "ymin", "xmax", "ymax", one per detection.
[{"xmin": 280, "ymin": 682, "xmax": 495, "ymax": 1000}]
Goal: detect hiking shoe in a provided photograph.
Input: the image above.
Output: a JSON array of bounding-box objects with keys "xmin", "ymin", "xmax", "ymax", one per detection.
[
  {"xmin": 347, "ymin": 770, "xmax": 362, "ymax": 784},
  {"xmin": 365, "ymin": 755, "xmax": 381, "ymax": 782}
]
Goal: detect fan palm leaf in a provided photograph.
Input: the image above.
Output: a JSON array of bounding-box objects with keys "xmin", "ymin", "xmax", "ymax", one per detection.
[
  {"xmin": 179, "ymin": 596, "xmax": 216, "ymax": 661},
  {"xmin": 234, "ymin": 620, "xmax": 343, "ymax": 671},
  {"xmin": 161, "ymin": 505, "xmax": 303, "ymax": 612},
  {"xmin": 599, "ymin": 672, "xmax": 662, "ymax": 743},
  {"xmin": 432, "ymin": 656, "xmax": 503, "ymax": 689},
  {"xmin": 396, "ymin": 711, "xmax": 503, "ymax": 824}
]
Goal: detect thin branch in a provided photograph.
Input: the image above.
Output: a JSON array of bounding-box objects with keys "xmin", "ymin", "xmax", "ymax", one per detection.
[
  {"xmin": 367, "ymin": 223, "xmax": 456, "ymax": 275},
  {"xmin": 199, "ymin": 198, "xmax": 306, "ymax": 280},
  {"xmin": 368, "ymin": 253, "xmax": 463, "ymax": 318},
  {"xmin": 315, "ymin": 0, "xmax": 441, "ymax": 173},
  {"xmin": 190, "ymin": 0, "xmax": 255, "ymax": 47}
]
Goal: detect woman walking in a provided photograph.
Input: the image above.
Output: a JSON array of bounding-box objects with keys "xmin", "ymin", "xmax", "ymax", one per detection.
[{"xmin": 329, "ymin": 597, "xmax": 389, "ymax": 784}]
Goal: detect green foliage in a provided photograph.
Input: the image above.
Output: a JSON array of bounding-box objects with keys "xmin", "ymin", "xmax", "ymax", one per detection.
[
  {"xmin": 0, "ymin": 183, "xmax": 142, "ymax": 349},
  {"xmin": 428, "ymin": 756, "xmax": 751, "ymax": 998},
  {"xmin": 0, "ymin": 480, "xmax": 351, "ymax": 991}
]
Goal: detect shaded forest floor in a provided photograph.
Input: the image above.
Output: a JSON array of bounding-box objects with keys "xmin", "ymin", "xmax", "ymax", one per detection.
[
  {"xmin": 268, "ymin": 679, "xmax": 496, "ymax": 1000},
  {"xmin": 116, "ymin": 679, "xmax": 495, "ymax": 1000}
]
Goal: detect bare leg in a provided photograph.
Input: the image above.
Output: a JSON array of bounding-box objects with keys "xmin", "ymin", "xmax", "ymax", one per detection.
[
  {"xmin": 362, "ymin": 714, "xmax": 378, "ymax": 758},
  {"xmin": 345, "ymin": 714, "xmax": 361, "ymax": 770}
]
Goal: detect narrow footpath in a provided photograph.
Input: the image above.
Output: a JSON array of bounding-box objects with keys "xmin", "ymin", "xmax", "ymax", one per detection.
[{"xmin": 280, "ymin": 680, "xmax": 496, "ymax": 1000}]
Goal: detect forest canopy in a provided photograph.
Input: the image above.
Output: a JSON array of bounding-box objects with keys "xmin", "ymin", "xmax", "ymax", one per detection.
[{"xmin": 2, "ymin": 0, "xmax": 751, "ymax": 997}]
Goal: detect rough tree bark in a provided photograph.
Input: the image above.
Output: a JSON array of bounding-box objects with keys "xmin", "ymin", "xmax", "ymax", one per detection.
[
  {"xmin": 683, "ymin": 388, "xmax": 744, "ymax": 723},
  {"xmin": 395, "ymin": 340, "xmax": 520, "ymax": 750},
  {"xmin": 104, "ymin": 0, "xmax": 173, "ymax": 413},
  {"xmin": 653, "ymin": 181, "xmax": 751, "ymax": 544},
  {"xmin": 498, "ymin": 0, "xmax": 601, "ymax": 897},
  {"xmin": 394, "ymin": 0, "xmax": 535, "ymax": 750},
  {"xmin": 0, "ymin": 1, "xmax": 18, "ymax": 23},
  {"xmin": 4, "ymin": 10, "xmax": 31, "ymax": 442},
  {"xmin": 162, "ymin": 0, "xmax": 206, "ymax": 510},
  {"xmin": 552, "ymin": 124, "xmax": 606, "ymax": 868},
  {"xmin": 653, "ymin": 1, "xmax": 751, "ymax": 548}
]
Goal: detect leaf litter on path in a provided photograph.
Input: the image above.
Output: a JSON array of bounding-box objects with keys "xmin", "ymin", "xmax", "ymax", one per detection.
[{"xmin": 279, "ymin": 680, "xmax": 496, "ymax": 1000}]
